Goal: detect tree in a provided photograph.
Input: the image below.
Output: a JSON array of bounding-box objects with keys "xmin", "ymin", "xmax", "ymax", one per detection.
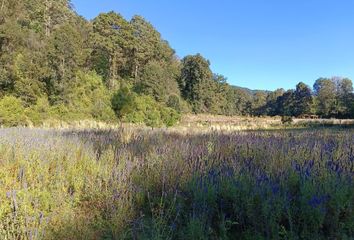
[
  {"xmin": 180, "ymin": 54, "xmax": 214, "ymax": 113},
  {"xmin": 112, "ymin": 84, "xmax": 137, "ymax": 119},
  {"xmin": 135, "ymin": 60, "xmax": 180, "ymax": 102},
  {"xmin": 166, "ymin": 94, "xmax": 185, "ymax": 113},
  {"xmin": 112, "ymin": 85, "xmax": 180, "ymax": 127},
  {"xmin": 293, "ymin": 82, "xmax": 313, "ymax": 117},
  {"xmin": 160, "ymin": 107, "xmax": 180, "ymax": 126},
  {"xmin": 0, "ymin": 96, "xmax": 27, "ymax": 126},
  {"xmin": 129, "ymin": 15, "xmax": 158, "ymax": 78},
  {"xmin": 252, "ymin": 91, "xmax": 268, "ymax": 116},
  {"xmin": 25, "ymin": 97, "xmax": 51, "ymax": 125},
  {"xmin": 129, "ymin": 15, "xmax": 175, "ymax": 78},
  {"xmin": 337, "ymin": 78, "xmax": 353, "ymax": 118},
  {"xmin": 46, "ymin": 22, "xmax": 90, "ymax": 103},
  {"xmin": 210, "ymin": 74, "xmax": 231, "ymax": 115},
  {"xmin": 263, "ymin": 88, "xmax": 285, "ymax": 116},
  {"xmin": 91, "ymin": 12, "xmax": 134, "ymax": 88},
  {"xmin": 61, "ymin": 71, "xmax": 115, "ymax": 121},
  {"xmin": 313, "ymin": 78, "xmax": 337, "ymax": 117},
  {"xmin": 27, "ymin": 0, "xmax": 74, "ymax": 37},
  {"xmin": 12, "ymin": 53, "xmax": 46, "ymax": 105},
  {"xmin": 349, "ymin": 93, "xmax": 354, "ymax": 118},
  {"xmin": 276, "ymin": 90, "xmax": 295, "ymax": 116},
  {"xmin": 0, "ymin": 0, "xmax": 74, "ymax": 36}
]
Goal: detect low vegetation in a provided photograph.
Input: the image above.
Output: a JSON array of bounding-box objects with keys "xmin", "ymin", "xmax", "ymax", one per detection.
[{"xmin": 0, "ymin": 127, "xmax": 353, "ymax": 239}]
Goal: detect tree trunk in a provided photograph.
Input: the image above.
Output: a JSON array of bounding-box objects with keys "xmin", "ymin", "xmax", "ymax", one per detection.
[
  {"xmin": 109, "ymin": 54, "xmax": 117, "ymax": 89},
  {"xmin": 61, "ymin": 57, "xmax": 65, "ymax": 79},
  {"xmin": 45, "ymin": 0, "xmax": 52, "ymax": 37},
  {"xmin": 134, "ymin": 64, "xmax": 138, "ymax": 79}
]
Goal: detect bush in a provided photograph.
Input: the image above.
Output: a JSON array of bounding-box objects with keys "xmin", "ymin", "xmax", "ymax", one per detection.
[
  {"xmin": 281, "ymin": 115, "xmax": 293, "ymax": 125},
  {"xmin": 25, "ymin": 97, "xmax": 51, "ymax": 125},
  {"xmin": 145, "ymin": 108, "xmax": 163, "ymax": 128},
  {"xmin": 112, "ymin": 85, "xmax": 136, "ymax": 119},
  {"xmin": 112, "ymin": 87, "xmax": 181, "ymax": 127},
  {"xmin": 0, "ymin": 96, "xmax": 27, "ymax": 127},
  {"xmin": 160, "ymin": 107, "xmax": 180, "ymax": 127},
  {"xmin": 167, "ymin": 94, "xmax": 182, "ymax": 112}
]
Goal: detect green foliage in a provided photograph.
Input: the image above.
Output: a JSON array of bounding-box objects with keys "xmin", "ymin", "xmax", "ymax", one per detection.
[
  {"xmin": 281, "ymin": 115, "xmax": 293, "ymax": 125},
  {"xmin": 180, "ymin": 54, "xmax": 216, "ymax": 113},
  {"xmin": 46, "ymin": 22, "xmax": 90, "ymax": 99},
  {"xmin": 232, "ymin": 88, "xmax": 254, "ymax": 116},
  {"xmin": 160, "ymin": 107, "xmax": 180, "ymax": 127},
  {"xmin": 273, "ymin": 90, "xmax": 295, "ymax": 117},
  {"xmin": 12, "ymin": 53, "xmax": 46, "ymax": 105},
  {"xmin": 91, "ymin": 11, "xmax": 134, "ymax": 88},
  {"xmin": 65, "ymin": 71, "xmax": 116, "ymax": 121},
  {"xmin": 1, "ymin": 0, "xmax": 353, "ymax": 127},
  {"xmin": 112, "ymin": 86, "xmax": 180, "ymax": 127},
  {"xmin": 0, "ymin": 96, "xmax": 27, "ymax": 126},
  {"xmin": 25, "ymin": 97, "xmax": 51, "ymax": 125},
  {"xmin": 135, "ymin": 60, "xmax": 180, "ymax": 103},
  {"xmin": 112, "ymin": 84, "xmax": 137, "ymax": 119},
  {"xmin": 311, "ymin": 77, "xmax": 354, "ymax": 118},
  {"xmin": 129, "ymin": 15, "xmax": 175, "ymax": 78},
  {"xmin": 252, "ymin": 91, "xmax": 268, "ymax": 116},
  {"xmin": 263, "ymin": 88, "xmax": 285, "ymax": 116},
  {"xmin": 145, "ymin": 108, "xmax": 163, "ymax": 128},
  {"xmin": 293, "ymin": 82, "xmax": 313, "ymax": 117},
  {"xmin": 337, "ymin": 78, "xmax": 354, "ymax": 118},
  {"xmin": 314, "ymin": 78, "xmax": 337, "ymax": 117}
]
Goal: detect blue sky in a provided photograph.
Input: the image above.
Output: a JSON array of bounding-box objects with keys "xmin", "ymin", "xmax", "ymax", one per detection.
[{"xmin": 71, "ymin": 0, "xmax": 354, "ymax": 90}]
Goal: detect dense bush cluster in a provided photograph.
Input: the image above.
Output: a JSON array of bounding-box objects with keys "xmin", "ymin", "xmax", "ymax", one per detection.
[
  {"xmin": 1, "ymin": 1, "xmax": 353, "ymax": 127},
  {"xmin": 112, "ymin": 86, "xmax": 180, "ymax": 127},
  {"xmin": 0, "ymin": 128, "xmax": 353, "ymax": 239}
]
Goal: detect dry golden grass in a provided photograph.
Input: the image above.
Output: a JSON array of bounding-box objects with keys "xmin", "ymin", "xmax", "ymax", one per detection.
[{"xmin": 13, "ymin": 114, "xmax": 353, "ymax": 133}]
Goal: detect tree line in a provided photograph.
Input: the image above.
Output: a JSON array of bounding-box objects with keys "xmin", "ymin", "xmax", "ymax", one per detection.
[{"xmin": 0, "ymin": 0, "xmax": 353, "ymax": 127}]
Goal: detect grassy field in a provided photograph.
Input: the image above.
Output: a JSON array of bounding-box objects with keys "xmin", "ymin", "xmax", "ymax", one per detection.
[{"xmin": 0, "ymin": 125, "xmax": 353, "ymax": 239}]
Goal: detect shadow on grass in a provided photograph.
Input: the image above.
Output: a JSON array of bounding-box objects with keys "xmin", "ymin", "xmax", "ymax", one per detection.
[{"xmin": 51, "ymin": 127, "xmax": 354, "ymax": 239}]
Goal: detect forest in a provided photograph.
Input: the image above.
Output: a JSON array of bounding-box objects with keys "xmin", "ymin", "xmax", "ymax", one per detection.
[{"xmin": 1, "ymin": 0, "xmax": 353, "ymax": 128}]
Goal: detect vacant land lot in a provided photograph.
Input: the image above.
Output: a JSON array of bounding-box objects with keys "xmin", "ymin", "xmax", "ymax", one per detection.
[{"xmin": 0, "ymin": 126, "xmax": 353, "ymax": 239}]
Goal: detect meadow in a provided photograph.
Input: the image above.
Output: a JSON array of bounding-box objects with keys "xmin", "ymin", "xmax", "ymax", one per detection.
[{"xmin": 0, "ymin": 125, "xmax": 353, "ymax": 239}]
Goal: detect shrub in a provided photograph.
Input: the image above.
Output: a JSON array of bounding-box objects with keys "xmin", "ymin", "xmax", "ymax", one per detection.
[
  {"xmin": 112, "ymin": 85, "xmax": 136, "ymax": 119},
  {"xmin": 112, "ymin": 87, "xmax": 180, "ymax": 127},
  {"xmin": 167, "ymin": 94, "xmax": 182, "ymax": 112},
  {"xmin": 281, "ymin": 115, "xmax": 293, "ymax": 125},
  {"xmin": 160, "ymin": 107, "xmax": 180, "ymax": 127},
  {"xmin": 63, "ymin": 71, "xmax": 116, "ymax": 121},
  {"xmin": 146, "ymin": 108, "xmax": 163, "ymax": 128},
  {"xmin": 25, "ymin": 97, "xmax": 51, "ymax": 125},
  {"xmin": 0, "ymin": 96, "xmax": 27, "ymax": 126}
]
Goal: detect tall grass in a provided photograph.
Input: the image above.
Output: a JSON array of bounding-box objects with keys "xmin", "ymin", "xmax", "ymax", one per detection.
[{"xmin": 0, "ymin": 127, "xmax": 353, "ymax": 239}]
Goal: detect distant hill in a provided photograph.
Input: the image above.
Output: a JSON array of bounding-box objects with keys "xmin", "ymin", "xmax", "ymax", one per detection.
[{"xmin": 231, "ymin": 85, "xmax": 271, "ymax": 96}]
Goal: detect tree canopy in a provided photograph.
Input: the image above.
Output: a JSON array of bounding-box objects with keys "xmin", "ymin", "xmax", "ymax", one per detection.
[{"xmin": 0, "ymin": 2, "xmax": 353, "ymax": 127}]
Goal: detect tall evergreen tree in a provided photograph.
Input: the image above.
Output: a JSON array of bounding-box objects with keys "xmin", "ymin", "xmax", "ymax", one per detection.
[
  {"xmin": 135, "ymin": 60, "xmax": 179, "ymax": 102},
  {"xmin": 180, "ymin": 54, "xmax": 214, "ymax": 113},
  {"xmin": 129, "ymin": 16, "xmax": 175, "ymax": 79},
  {"xmin": 293, "ymin": 82, "xmax": 313, "ymax": 117},
  {"xmin": 313, "ymin": 78, "xmax": 337, "ymax": 117},
  {"xmin": 91, "ymin": 12, "xmax": 134, "ymax": 88},
  {"xmin": 276, "ymin": 90, "xmax": 295, "ymax": 116},
  {"xmin": 337, "ymin": 78, "xmax": 353, "ymax": 117}
]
